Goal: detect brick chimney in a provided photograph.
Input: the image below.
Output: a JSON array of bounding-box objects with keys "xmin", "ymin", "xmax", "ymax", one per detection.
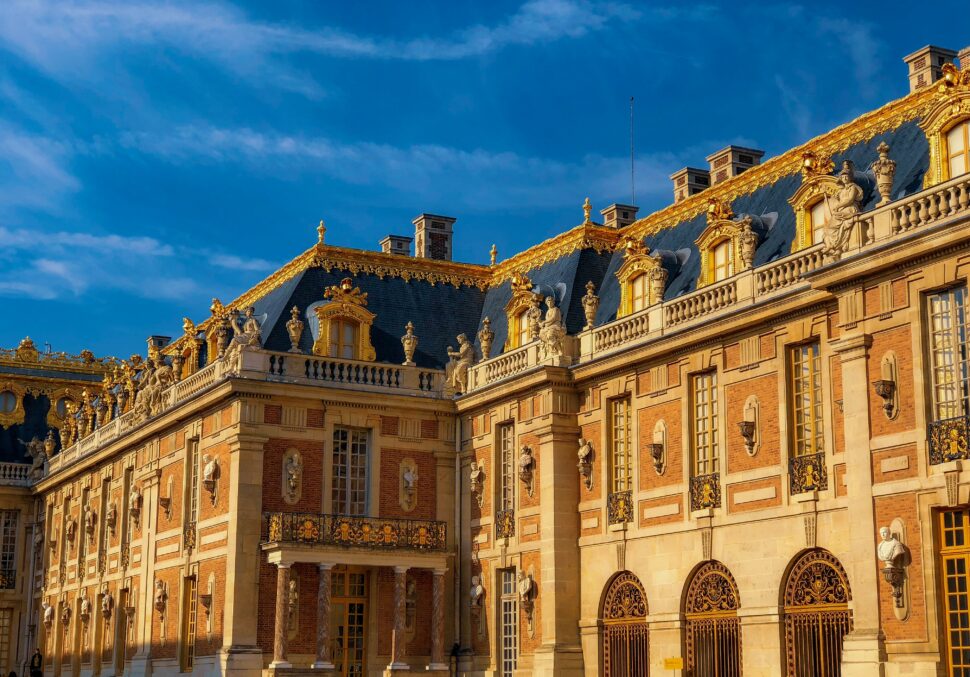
[
  {"xmin": 903, "ymin": 45, "xmax": 957, "ymax": 92},
  {"xmin": 413, "ymin": 214, "xmax": 456, "ymax": 261},
  {"xmin": 600, "ymin": 204, "xmax": 639, "ymax": 228},
  {"xmin": 380, "ymin": 234, "xmax": 412, "ymax": 256},
  {"xmin": 705, "ymin": 146, "xmax": 765, "ymax": 186},
  {"xmin": 959, "ymin": 46, "xmax": 970, "ymax": 71},
  {"xmin": 669, "ymin": 167, "xmax": 710, "ymax": 203}
]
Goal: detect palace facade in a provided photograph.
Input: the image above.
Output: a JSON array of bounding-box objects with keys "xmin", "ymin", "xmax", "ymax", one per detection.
[{"xmin": 1, "ymin": 43, "xmax": 970, "ymax": 677}]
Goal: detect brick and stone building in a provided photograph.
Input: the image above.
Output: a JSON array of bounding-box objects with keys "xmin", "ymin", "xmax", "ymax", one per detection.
[{"xmin": 2, "ymin": 42, "xmax": 970, "ymax": 677}]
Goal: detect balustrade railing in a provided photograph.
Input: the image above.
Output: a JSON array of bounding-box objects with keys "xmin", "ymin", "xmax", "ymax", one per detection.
[
  {"xmin": 789, "ymin": 451, "xmax": 828, "ymax": 494},
  {"xmin": 607, "ymin": 490, "xmax": 633, "ymax": 525},
  {"xmin": 0, "ymin": 463, "xmax": 30, "ymax": 486},
  {"xmin": 891, "ymin": 174, "xmax": 970, "ymax": 234},
  {"xmin": 266, "ymin": 351, "xmax": 441, "ymax": 393},
  {"xmin": 593, "ymin": 310, "xmax": 649, "ymax": 354},
  {"xmin": 264, "ymin": 512, "xmax": 448, "ymax": 552},
  {"xmin": 755, "ymin": 246, "xmax": 825, "ymax": 295},
  {"xmin": 664, "ymin": 280, "xmax": 737, "ymax": 327},
  {"xmin": 928, "ymin": 414, "xmax": 970, "ymax": 465},
  {"xmin": 689, "ymin": 473, "xmax": 721, "ymax": 511}
]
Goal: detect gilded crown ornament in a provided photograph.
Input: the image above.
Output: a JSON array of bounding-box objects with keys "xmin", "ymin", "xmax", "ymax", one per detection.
[
  {"xmin": 706, "ymin": 198, "xmax": 734, "ymax": 224},
  {"xmin": 801, "ymin": 151, "xmax": 836, "ymax": 178},
  {"xmin": 324, "ymin": 278, "xmax": 369, "ymax": 306}
]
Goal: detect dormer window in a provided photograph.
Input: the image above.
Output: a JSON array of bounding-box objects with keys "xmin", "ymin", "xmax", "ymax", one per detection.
[
  {"xmin": 630, "ymin": 274, "xmax": 648, "ymax": 313},
  {"xmin": 615, "ymin": 237, "xmax": 667, "ymax": 317},
  {"xmin": 711, "ymin": 240, "xmax": 734, "ymax": 282},
  {"xmin": 312, "ymin": 278, "xmax": 377, "ymax": 362},
  {"xmin": 788, "ymin": 153, "xmax": 838, "ymax": 253},
  {"xmin": 515, "ymin": 309, "xmax": 531, "ymax": 348},
  {"xmin": 808, "ymin": 199, "xmax": 827, "ymax": 245},
  {"xmin": 505, "ymin": 273, "xmax": 539, "ymax": 350},
  {"xmin": 946, "ymin": 119, "xmax": 969, "ymax": 179}
]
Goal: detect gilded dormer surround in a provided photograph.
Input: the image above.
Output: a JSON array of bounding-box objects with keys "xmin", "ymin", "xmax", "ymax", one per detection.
[
  {"xmin": 615, "ymin": 237, "xmax": 667, "ymax": 317},
  {"xmin": 788, "ymin": 153, "xmax": 840, "ymax": 253},
  {"xmin": 312, "ymin": 278, "xmax": 377, "ymax": 361},
  {"xmin": 921, "ymin": 62, "xmax": 970, "ymax": 188},
  {"xmin": 504, "ymin": 273, "xmax": 540, "ymax": 350},
  {"xmin": 695, "ymin": 200, "xmax": 759, "ymax": 287},
  {"xmin": 0, "ymin": 380, "xmax": 26, "ymax": 429}
]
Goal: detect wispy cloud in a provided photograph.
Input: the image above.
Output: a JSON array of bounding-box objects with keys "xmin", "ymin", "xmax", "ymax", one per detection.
[
  {"xmin": 121, "ymin": 124, "xmax": 684, "ymax": 208},
  {"xmin": 208, "ymin": 253, "xmax": 278, "ymax": 272},
  {"xmin": 0, "ymin": 127, "xmax": 80, "ymax": 212}
]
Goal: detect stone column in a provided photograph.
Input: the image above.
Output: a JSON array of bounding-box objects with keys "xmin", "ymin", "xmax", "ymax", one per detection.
[
  {"xmin": 833, "ymin": 333, "xmax": 886, "ymax": 675},
  {"xmin": 269, "ymin": 563, "xmax": 292, "ymax": 669},
  {"xmin": 429, "ymin": 568, "xmax": 448, "ymax": 670},
  {"xmin": 313, "ymin": 563, "xmax": 335, "ymax": 670},
  {"xmin": 388, "ymin": 566, "xmax": 409, "ymax": 670}
]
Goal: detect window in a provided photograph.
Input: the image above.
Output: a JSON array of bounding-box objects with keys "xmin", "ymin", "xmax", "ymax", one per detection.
[
  {"xmin": 186, "ymin": 439, "xmax": 200, "ymax": 526},
  {"xmin": 516, "ymin": 310, "xmax": 531, "ymax": 348},
  {"xmin": 329, "ymin": 318, "xmax": 359, "ymax": 359},
  {"xmin": 939, "ymin": 508, "xmax": 970, "ymax": 676},
  {"xmin": 808, "ymin": 200, "xmax": 827, "ymax": 245},
  {"xmin": 0, "ymin": 608, "xmax": 11, "ymax": 674},
  {"xmin": 947, "ymin": 120, "xmax": 970, "ymax": 179},
  {"xmin": 179, "ymin": 576, "xmax": 198, "ymax": 672},
  {"xmin": 500, "ymin": 569, "xmax": 519, "ymax": 677},
  {"xmin": 0, "ymin": 393, "xmax": 13, "ymax": 414},
  {"xmin": 927, "ymin": 286, "xmax": 970, "ymax": 422},
  {"xmin": 630, "ymin": 274, "xmax": 647, "ymax": 313},
  {"xmin": 0, "ymin": 512, "xmax": 16, "ymax": 576},
  {"xmin": 332, "ymin": 428, "xmax": 368, "ymax": 516},
  {"xmin": 790, "ymin": 343, "xmax": 823, "ymax": 457},
  {"xmin": 692, "ymin": 372, "xmax": 719, "ymax": 476},
  {"xmin": 609, "ymin": 397, "xmax": 632, "ymax": 493},
  {"xmin": 498, "ymin": 424, "xmax": 515, "ymax": 512},
  {"xmin": 712, "ymin": 240, "xmax": 733, "ymax": 282}
]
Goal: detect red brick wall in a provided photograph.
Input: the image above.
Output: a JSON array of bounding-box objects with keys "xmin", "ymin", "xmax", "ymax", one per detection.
[
  {"xmin": 638, "ymin": 400, "xmax": 682, "ymax": 490},
  {"xmin": 518, "ymin": 433, "xmax": 540, "ymax": 508},
  {"xmin": 262, "ymin": 438, "xmax": 323, "ymax": 512},
  {"xmin": 726, "ymin": 374, "xmax": 779, "ymax": 472},
  {"xmin": 378, "ymin": 447, "xmax": 437, "ymax": 520},
  {"xmin": 868, "ymin": 326, "xmax": 915, "ymax": 437},
  {"xmin": 472, "ymin": 446, "xmax": 490, "ymax": 520},
  {"xmin": 520, "ymin": 550, "xmax": 541, "ymax": 653},
  {"xmin": 874, "ymin": 492, "xmax": 927, "ymax": 641},
  {"xmin": 579, "ymin": 422, "xmax": 602, "ymax": 501},
  {"xmin": 199, "ymin": 439, "xmax": 231, "ymax": 519}
]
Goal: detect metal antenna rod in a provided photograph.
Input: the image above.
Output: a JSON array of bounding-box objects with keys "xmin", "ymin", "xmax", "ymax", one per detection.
[{"xmin": 630, "ymin": 96, "xmax": 636, "ymax": 205}]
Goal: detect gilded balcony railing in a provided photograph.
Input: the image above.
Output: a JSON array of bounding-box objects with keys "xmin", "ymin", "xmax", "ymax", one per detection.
[
  {"xmin": 607, "ymin": 490, "xmax": 633, "ymax": 525},
  {"xmin": 689, "ymin": 473, "xmax": 721, "ymax": 511},
  {"xmin": 183, "ymin": 522, "xmax": 197, "ymax": 551},
  {"xmin": 789, "ymin": 452, "xmax": 828, "ymax": 494},
  {"xmin": 929, "ymin": 414, "xmax": 970, "ymax": 465},
  {"xmin": 264, "ymin": 512, "xmax": 447, "ymax": 552},
  {"xmin": 0, "ymin": 569, "xmax": 15, "ymax": 589},
  {"xmin": 495, "ymin": 509, "xmax": 515, "ymax": 540}
]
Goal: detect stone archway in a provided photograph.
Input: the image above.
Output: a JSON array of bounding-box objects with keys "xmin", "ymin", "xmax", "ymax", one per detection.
[{"xmin": 600, "ymin": 571, "xmax": 649, "ymax": 676}]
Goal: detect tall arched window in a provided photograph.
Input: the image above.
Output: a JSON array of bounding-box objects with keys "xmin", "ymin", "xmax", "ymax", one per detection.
[
  {"xmin": 711, "ymin": 240, "xmax": 734, "ymax": 282},
  {"xmin": 684, "ymin": 561, "xmax": 742, "ymax": 676},
  {"xmin": 600, "ymin": 571, "xmax": 649, "ymax": 676},
  {"xmin": 947, "ymin": 120, "xmax": 970, "ymax": 179},
  {"xmin": 783, "ymin": 549, "xmax": 852, "ymax": 676}
]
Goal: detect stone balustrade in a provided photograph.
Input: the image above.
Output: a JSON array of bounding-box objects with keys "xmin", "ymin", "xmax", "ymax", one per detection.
[
  {"xmin": 0, "ymin": 463, "xmax": 31, "ymax": 487},
  {"xmin": 48, "ymin": 348, "xmax": 446, "ymax": 476},
  {"xmin": 467, "ymin": 336, "xmax": 579, "ymax": 390}
]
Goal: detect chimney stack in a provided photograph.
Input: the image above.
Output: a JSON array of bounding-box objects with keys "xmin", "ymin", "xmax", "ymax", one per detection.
[
  {"xmin": 959, "ymin": 46, "xmax": 970, "ymax": 70},
  {"xmin": 903, "ymin": 45, "xmax": 957, "ymax": 92},
  {"xmin": 600, "ymin": 204, "xmax": 639, "ymax": 228},
  {"xmin": 380, "ymin": 234, "xmax": 413, "ymax": 256},
  {"xmin": 413, "ymin": 214, "xmax": 456, "ymax": 261},
  {"xmin": 706, "ymin": 146, "xmax": 764, "ymax": 186},
  {"xmin": 669, "ymin": 167, "xmax": 710, "ymax": 203}
]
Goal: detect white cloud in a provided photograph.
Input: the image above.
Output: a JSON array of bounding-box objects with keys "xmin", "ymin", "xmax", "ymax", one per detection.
[
  {"xmin": 209, "ymin": 253, "xmax": 278, "ymax": 272},
  {"xmin": 0, "ymin": 226, "xmax": 174, "ymax": 256},
  {"xmin": 0, "ymin": 127, "xmax": 80, "ymax": 212}
]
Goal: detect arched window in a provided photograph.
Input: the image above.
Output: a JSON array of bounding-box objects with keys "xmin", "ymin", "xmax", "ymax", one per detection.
[
  {"xmin": 783, "ymin": 549, "xmax": 852, "ymax": 676},
  {"xmin": 946, "ymin": 119, "xmax": 970, "ymax": 179},
  {"xmin": 600, "ymin": 571, "xmax": 649, "ymax": 676},
  {"xmin": 329, "ymin": 317, "xmax": 359, "ymax": 359},
  {"xmin": 711, "ymin": 240, "xmax": 734, "ymax": 282},
  {"xmin": 516, "ymin": 309, "xmax": 531, "ymax": 348},
  {"xmin": 808, "ymin": 199, "xmax": 827, "ymax": 246},
  {"xmin": 630, "ymin": 274, "xmax": 648, "ymax": 313},
  {"xmin": 684, "ymin": 561, "xmax": 742, "ymax": 676},
  {"xmin": 504, "ymin": 273, "xmax": 538, "ymax": 350},
  {"xmin": 615, "ymin": 237, "xmax": 667, "ymax": 317}
]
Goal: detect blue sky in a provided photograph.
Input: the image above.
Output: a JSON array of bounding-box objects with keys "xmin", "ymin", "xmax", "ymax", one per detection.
[{"xmin": 0, "ymin": 0, "xmax": 967, "ymax": 357}]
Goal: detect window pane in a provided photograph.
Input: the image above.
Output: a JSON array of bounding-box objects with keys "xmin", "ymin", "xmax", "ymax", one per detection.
[
  {"xmin": 927, "ymin": 286, "xmax": 970, "ymax": 421},
  {"xmin": 791, "ymin": 343, "xmax": 823, "ymax": 456},
  {"xmin": 692, "ymin": 373, "xmax": 718, "ymax": 475},
  {"xmin": 610, "ymin": 398, "xmax": 631, "ymax": 492},
  {"xmin": 948, "ymin": 123, "xmax": 969, "ymax": 179},
  {"xmin": 810, "ymin": 201, "xmax": 827, "ymax": 245}
]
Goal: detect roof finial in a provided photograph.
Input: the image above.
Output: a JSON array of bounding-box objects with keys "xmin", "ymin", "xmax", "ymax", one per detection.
[
  {"xmin": 317, "ymin": 219, "xmax": 326, "ymax": 245},
  {"xmin": 489, "ymin": 244, "xmax": 497, "ymax": 266},
  {"xmin": 582, "ymin": 197, "xmax": 592, "ymax": 224}
]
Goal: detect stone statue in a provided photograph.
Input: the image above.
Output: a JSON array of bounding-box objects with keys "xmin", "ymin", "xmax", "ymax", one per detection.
[
  {"xmin": 877, "ymin": 526, "xmax": 906, "ymax": 565},
  {"xmin": 102, "ymin": 589, "xmax": 114, "ymax": 621},
  {"xmin": 79, "ymin": 596, "xmax": 91, "ymax": 624},
  {"xmin": 582, "ymin": 197, "xmax": 592, "ymax": 223},
  {"xmin": 538, "ymin": 295, "xmax": 566, "ymax": 359},
  {"xmin": 401, "ymin": 322, "xmax": 418, "ymax": 366},
  {"xmin": 106, "ymin": 503, "xmax": 117, "ymax": 535},
  {"xmin": 61, "ymin": 604, "xmax": 71, "ymax": 627},
  {"xmin": 129, "ymin": 486, "xmax": 142, "ymax": 523},
  {"xmin": 402, "ymin": 465, "xmax": 417, "ymax": 492},
  {"xmin": 65, "ymin": 519, "xmax": 76, "ymax": 545},
  {"xmin": 489, "ymin": 244, "xmax": 497, "ymax": 266},
  {"xmin": 83, "ymin": 505, "xmax": 96, "ymax": 540},
  {"xmin": 871, "ymin": 141, "xmax": 896, "ymax": 207},
  {"xmin": 525, "ymin": 295, "xmax": 543, "ymax": 342},
  {"xmin": 577, "ymin": 438, "xmax": 593, "ymax": 490},
  {"xmin": 469, "ymin": 575, "xmax": 484, "ymax": 607},
  {"xmin": 286, "ymin": 306, "xmax": 304, "ymax": 353},
  {"xmin": 284, "ymin": 453, "xmax": 302, "ymax": 502},
  {"xmin": 822, "ymin": 162, "xmax": 864, "ymax": 259},
  {"xmin": 469, "ymin": 461, "xmax": 484, "ymax": 508},
  {"xmin": 518, "ymin": 445, "xmax": 535, "ymax": 496},
  {"xmin": 445, "ymin": 334, "xmax": 475, "ymax": 395},
  {"xmin": 202, "ymin": 455, "xmax": 219, "ymax": 503},
  {"xmin": 230, "ymin": 306, "xmax": 262, "ymax": 348},
  {"xmin": 22, "ymin": 436, "xmax": 47, "ymax": 480},
  {"xmin": 287, "ymin": 579, "xmax": 298, "ymax": 622},
  {"xmin": 477, "ymin": 318, "xmax": 494, "ymax": 362},
  {"xmin": 154, "ymin": 580, "xmax": 167, "ymax": 620},
  {"xmin": 581, "ymin": 281, "xmax": 599, "ymax": 330},
  {"xmin": 738, "ymin": 218, "xmax": 758, "ymax": 270},
  {"xmin": 43, "ymin": 602, "xmax": 54, "ymax": 629}
]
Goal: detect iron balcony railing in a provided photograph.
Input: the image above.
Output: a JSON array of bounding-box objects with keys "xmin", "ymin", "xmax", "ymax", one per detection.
[
  {"xmin": 689, "ymin": 473, "xmax": 721, "ymax": 511},
  {"xmin": 264, "ymin": 512, "xmax": 447, "ymax": 552},
  {"xmin": 789, "ymin": 451, "xmax": 828, "ymax": 494},
  {"xmin": 929, "ymin": 414, "xmax": 970, "ymax": 465},
  {"xmin": 0, "ymin": 569, "xmax": 15, "ymax": 589},
  {"xmin": 607, "ymin": 490, "xmax": 633, "ymax": 525}
]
